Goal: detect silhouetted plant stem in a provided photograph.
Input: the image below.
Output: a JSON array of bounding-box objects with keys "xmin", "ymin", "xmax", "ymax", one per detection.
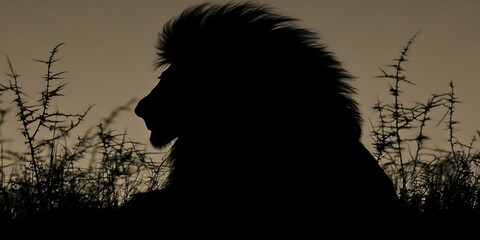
[
  {"xmin": 446, "ymin": 81, "xmax": 459, "ymax": 162},
  {"xmin": 376, "ymin": 32, "xmax": 419, "ymax": 198},
  {"xmin": 6, "ymin": 57, "xmax": 42, "ymax": 195}
]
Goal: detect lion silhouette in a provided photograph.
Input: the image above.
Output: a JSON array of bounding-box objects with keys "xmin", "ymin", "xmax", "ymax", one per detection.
[{"xmin": 119, "ymin": 1, "xmax": 401, "ymax": 233}]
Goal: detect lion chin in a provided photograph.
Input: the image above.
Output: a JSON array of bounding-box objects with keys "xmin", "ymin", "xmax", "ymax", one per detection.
[{"xmin": 149, "ymin": 130, "xmax": 177, "ymax": 150}]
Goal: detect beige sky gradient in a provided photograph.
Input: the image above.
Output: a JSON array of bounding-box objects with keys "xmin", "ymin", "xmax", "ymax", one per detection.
[{"xmin": 1, "ymin": 0, "xmax": 479, "ymax": 161}]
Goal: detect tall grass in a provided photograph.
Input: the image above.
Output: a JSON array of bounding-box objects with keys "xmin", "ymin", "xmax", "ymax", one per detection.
[
  {"xmin": 0, "ymin": 43, "xmax": 169, "ymax": 224},
  {"xmin": 1, "ymin": 36, "xmax": 479, "ymax": 225},
  {"xmin": 371, "ymin": 33, "xmax": 480, "ymax": 222}
]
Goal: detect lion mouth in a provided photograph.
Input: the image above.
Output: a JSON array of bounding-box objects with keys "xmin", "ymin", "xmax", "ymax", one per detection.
[{"xmin": 142, "ymin": 120, "xmax": 157, "ymax": 132}]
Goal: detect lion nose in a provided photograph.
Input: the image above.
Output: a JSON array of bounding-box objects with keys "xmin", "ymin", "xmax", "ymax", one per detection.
[{"xmin": 134, "ymin": 98, "xmax": 146, "ymax": 119}]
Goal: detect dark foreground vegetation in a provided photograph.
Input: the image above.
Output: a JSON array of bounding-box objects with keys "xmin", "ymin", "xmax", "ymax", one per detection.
[{"xmin": 1, "ymin": 35, "xmax": 479, "ymax": 231}]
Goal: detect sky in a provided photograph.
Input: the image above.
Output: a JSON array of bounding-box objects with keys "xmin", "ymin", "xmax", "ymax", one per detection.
[{"xmin": 0, "ymin": 0, "xmax": 479, "ymax": 161}]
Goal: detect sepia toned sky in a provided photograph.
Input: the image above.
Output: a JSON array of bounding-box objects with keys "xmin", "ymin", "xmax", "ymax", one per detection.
[{"xmin": 1, "ymin": 0, "xmax": 479, "ymax": 159}]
